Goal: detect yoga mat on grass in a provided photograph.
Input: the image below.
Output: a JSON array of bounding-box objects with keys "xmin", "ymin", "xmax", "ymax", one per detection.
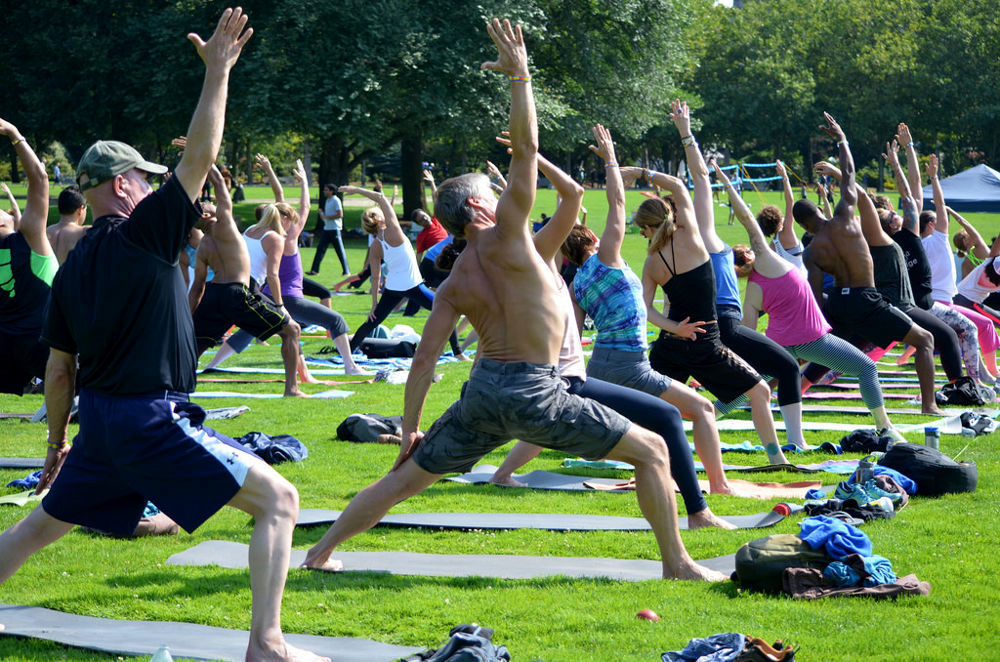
[
  {"xmin": 444, "ymin": 465, "xmax": 826, "ymax": 499},
  {"xmin": 190, "ymin": 389, "xmax": 354, "ymax": 399},
  {"xmin": 745, "ymin": 404, "xmax": 944, "ymax": 416},
  {"xmin": 295, "ymin": 508, "xmax": 785, "ymax": 531},
  {"xmin": 824, "ymin": 382, "xmax": 918, "ymax": 390},
  {"xmin": 898, "ymin": 409, "xmax": 1000, "ymax": 435},
  {"xmin": 564, "ymin": 458, "xmax": 860, "ymax": 476},
  {"xmin": 801, "ymin": 391, "xmax": 915, "ymax": 401},
  {"xmin": 696, "ymin": 419, "xmax": 862, "ymax": 433},
  {"xmin": 0, "ymin": 413, "xmax": 32, "ymax": 420},
  {"xmin": 0, "ymin": 603, "xmax": 420, "ymax": 662},
  {"xmin": 0, "ymin": 457, "xmax": 44, "ymax": 469},
  {"xmin": 167, "ymin": 540, "xmax": 738, "ymax": 581}
]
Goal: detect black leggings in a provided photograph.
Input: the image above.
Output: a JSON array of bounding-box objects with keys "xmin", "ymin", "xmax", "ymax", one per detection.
[
  {"xmin": 717, "ymin": 315, "xmax": 801, "ymax": 407},
  {"xmin": 905, "ymin": 305, "xmax": 962, "ymax": 380},
  {"xmin": 567, "ymin": 376, "xmax": 707, "ymax": 515},
  {"xmin": 310, "ymin": 229, "xmax": 350, "ymax": 274},
  {"xmin": 301, "ymin": 277, "xmax": 331, "ymax": 300},
  {"xmin": 350, "ymin": 283, "xmax": 460, "ymax": 355}
]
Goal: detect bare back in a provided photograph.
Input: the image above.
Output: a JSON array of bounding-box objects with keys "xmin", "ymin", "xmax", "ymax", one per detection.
[
  {"xmin": 199, "ymin": 215, "xmax": 250, "ymax": 284},
  {"xmin": 435, "ymin": 226, "xmax": 563, "ymax": 365},
  {"xmin": 805, "ymin": 214, "xmax": 874, "ymax": 289},
  {"xmin": 47, "ymin": 222, "xmax": 88, "ymax": 264}
]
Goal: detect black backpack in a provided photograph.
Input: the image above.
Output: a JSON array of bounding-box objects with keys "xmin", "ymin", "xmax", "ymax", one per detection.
[
  {"xmin": 336, "ymin": 413, "xmax": 403, "ymax": 442},
  {"xmin": 935, "ymin": 376, "xmax": 989, "ymax": 406},
  {"xmin": 878, "ymin": 443, "xmax": 977, "ymax": 496},
  {"xmin": 359, "ymin": 336, "xmax": 417, "ymax": 358},
  {"xmin": 733, "ymin": 534, "xmax": 831, "ymax": 592}
]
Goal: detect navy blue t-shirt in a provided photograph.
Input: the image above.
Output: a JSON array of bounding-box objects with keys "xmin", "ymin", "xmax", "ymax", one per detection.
[{"xmin": 42, "ymin": 176, "xmax": 200, "ymax": 395}]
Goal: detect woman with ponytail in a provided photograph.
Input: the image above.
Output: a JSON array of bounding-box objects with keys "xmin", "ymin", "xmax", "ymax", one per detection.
[{"xmin": 627, "ymin": 158, "xmax": 791, "ymax": 466}]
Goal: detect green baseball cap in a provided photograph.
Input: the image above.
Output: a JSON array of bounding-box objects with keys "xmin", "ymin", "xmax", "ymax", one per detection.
[{"xmin": 76, "ymin": 140, "xmax": 167, "ymax": 191}]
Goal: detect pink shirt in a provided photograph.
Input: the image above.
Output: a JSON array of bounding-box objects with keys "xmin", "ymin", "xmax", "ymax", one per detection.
[{"xmin": 749, "ymin": 268, "xmax": 831, "ymax": 347}]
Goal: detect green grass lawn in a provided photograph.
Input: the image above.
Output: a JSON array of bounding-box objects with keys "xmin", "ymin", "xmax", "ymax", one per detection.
[{"xmin": 1, "ymin": 186, "xmax": 1000, "ymax": 660}]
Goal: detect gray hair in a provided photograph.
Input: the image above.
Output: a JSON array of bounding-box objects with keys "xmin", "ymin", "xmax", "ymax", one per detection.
[{"xmin": 433, "ymin": 173, "xmax": 493, "ymax": 238}]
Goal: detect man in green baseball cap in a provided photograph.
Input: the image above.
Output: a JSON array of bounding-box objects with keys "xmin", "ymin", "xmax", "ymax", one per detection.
[{"xmin": 75, "ymin": 140, "xmax": 167, "ymax": 192}]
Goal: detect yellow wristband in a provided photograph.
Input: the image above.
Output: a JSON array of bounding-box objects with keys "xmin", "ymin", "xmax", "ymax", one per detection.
[
  {"xmin": 10, "ymin": 138, "xmax": 23, "ymax": 147},
  {"xmin": 507, "ymin": 74, "xmax": 531, "ymax": 83}
]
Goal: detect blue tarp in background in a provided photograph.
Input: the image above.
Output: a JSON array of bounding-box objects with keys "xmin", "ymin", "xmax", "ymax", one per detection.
[{"xmin": 920, "ymin": 164, "xmax": 1000, "ymax": 213}]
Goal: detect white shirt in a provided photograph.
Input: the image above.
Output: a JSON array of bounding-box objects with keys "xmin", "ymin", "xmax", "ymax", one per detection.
[
  {"xmin": 923, "ymin": 230, "xmax": 957, "ymax": 302},
  {"xmin": 378, "ymin": 235, "xmax": 422, "ymax": 291},
  {"xmin": 956, "ymin": 260, "xmax": 1000, "ymax": 303},
  {"xmin": 772, "ymin": 237, "xmax": 807, "ymax": 277}
]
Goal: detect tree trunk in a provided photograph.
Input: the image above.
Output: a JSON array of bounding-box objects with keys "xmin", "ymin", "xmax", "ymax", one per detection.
[
  {"xmin": 318, "ymin": 135, "xmax": 353, "ymax": 188},
  {"xmin": 400, "ymin": 131, "xmax": 425, "ymax": 217}
]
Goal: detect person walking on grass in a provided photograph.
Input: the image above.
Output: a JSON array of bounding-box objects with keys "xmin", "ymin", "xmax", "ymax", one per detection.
[
  {"xmin": 0, "ymin": 10, "xmax": 329, "ymax": 661},
  {"xmin": 302, "ymin": 19, "xmax": 726, "ymax": 581}
]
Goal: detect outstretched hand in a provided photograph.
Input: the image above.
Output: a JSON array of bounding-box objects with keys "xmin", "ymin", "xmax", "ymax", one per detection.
[
  {"xmin": 171, "ymin": 136, "xmax": 188, "ymax": 149},
  {"xmin": 481, "ymin": 18, "xmax": 528, "ymax": 77},
  {"xmin": 253, "ymin": 153, "xmax": 272, "ymax": 171},
  {"xmin": 291, "ymin": 158, "xmax": 306, "ymax": 184},
  {"xmin": 588, "ymin": 124, "xmax": 616, "ymax": 164},
  {"xmin": 495, "ymin": 132, "xmax": 513, "ymax": 154},
  {"xmin": 422, "ymin": 169, "xmax": 435, "ymax": 184},
  {"xmin": 0, "ymin": 117, "xmax": 20, "ymax": 139},
  {"xmin": 926, "ymin": 153, "xmax": 939, "ymax": 179},
  {"xmin": 896, "ymin": 122, "xmax": 913, "ymax": 147},
  {"xmin": 670, "ymin": 99, "xmax": 691, "ymax": 136},
  {"xmin": 619, "ymin": 166, "xmax": 643, "ymax": 188},
  {"xmin": 187, "ymin": 7, "xmax": 253, "ymax": 72},
  {"xmin": 814, "ymin": 160, "xmax": 841, "ymax": 179},
  {"xmin": 775, "ymin": 160, "xmax": 787, "ymax": 177},
  {"xmin": 882, "ymin": 139, "xmax": 900, "ymax": 166},
  {"xmin": 337, "ymin": 185, "xmax": 361, "ymax": 196},
  {"xmin": 485, "ymin": 160, "xmax": 504, "ymax": 180},
  {"xmin": 819, "ymin": 112, "xmax": 845, "ymax": 141}
]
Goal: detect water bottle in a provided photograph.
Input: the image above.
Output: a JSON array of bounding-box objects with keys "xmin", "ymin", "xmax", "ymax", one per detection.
[
  {"xmin": 924, "ymin": 426, "xmax": 940, "ymax": 451},
  {"xmin": 855, "ymin": 455, "xmax": 875, "ymax": 484},
  {"xmin": 150, "ymin": 645, "xmax": 174, "ymax": 662}
]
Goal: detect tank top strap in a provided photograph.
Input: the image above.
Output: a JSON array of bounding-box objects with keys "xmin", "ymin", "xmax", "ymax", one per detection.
[{"xmin": 658, "ymin": 242, "xmax": 677, "ymax": 277}]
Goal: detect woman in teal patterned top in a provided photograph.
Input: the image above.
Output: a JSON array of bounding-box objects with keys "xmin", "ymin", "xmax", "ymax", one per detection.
[{"xmin": 560, "ymin": 125, "xmax": 739, "ymax": 496}]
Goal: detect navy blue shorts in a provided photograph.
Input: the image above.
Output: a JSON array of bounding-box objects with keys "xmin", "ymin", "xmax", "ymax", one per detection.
[{"xmin": 42, "ymin": 389, "xmax": 262, "ymax": 536}]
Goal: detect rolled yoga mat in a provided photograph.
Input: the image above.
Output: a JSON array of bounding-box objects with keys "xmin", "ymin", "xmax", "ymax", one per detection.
[
  {"xmin": 0, "ymin": 457, "xmax": 44, "ymax": 469},
  {"xmin": 166, "ymin": 540, "xmax": 739, "ymax": 582},
  {"xmin": 295, "ymin": 508, "xmax": 785, "ymax": 531},
  {"xmin": 0, "ymin": 603, "xmax": 420, "ymax": 662}
]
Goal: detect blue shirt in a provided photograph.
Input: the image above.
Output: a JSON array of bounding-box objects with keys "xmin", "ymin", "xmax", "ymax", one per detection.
[
  {"xmin": 573, "ymin": 253, "xmax": 647, "ymax": 351},
  {"xmin": 709, "ymin": 245, "xmax": 742, "ymax": 317}
]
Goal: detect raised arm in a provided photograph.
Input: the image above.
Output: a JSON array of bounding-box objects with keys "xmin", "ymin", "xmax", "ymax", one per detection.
[
  {"xmin": 883, "ymin": 139, "xmax": 919, "ymax": 236},
  {"xmin": 1, "ymin": 183, "xmax": 20, "ymax": 228},
  {"xmin": 340, "ymin": 185, "xmax": 405, "ymax": 244},
  {"xmin": 285, "ymin": 159, "xmax": 310, "ymax": 244},
  {"xmin": 189, "ymin": 245, "xmax": 209, "ymax": 313},
  {"xmin": 816, "ymin": 180, "xmax": 833, "ymax": 219},
  {"xmin": 532, "ymin": 152, "xmax": 583, "ymax": 262},
  {"xmin": 897, "ymin": 123, "xmax": 923, "ymax": 212},
  {"xmin": 820, "ymin": 112, "xmax": 856, "ymax": 218},
  {"xmin": 776, "ymin": 160, "xmax": 799, "ymax": 250},
  {"xmin": 713, "ymin": 161, "xmax": 784, "ymax": 275},
  {"xmin": 672, "ymin": 100, "xmax": 723, "ymax": 252},
  {"xmin": 591, "ymin": 125, "xmax": 626, "ymax": 266},
  {"xmin": 255, "ymin": 153, "xmax": 284, "ymax": 202},
  {"xmin": 636, "ymin": 168, "xmax": 698, "ymax": 232},
  {"xmin": 482, "ymin": 19, "xmax": 537, "ymax": 236},
  {"xmin": 0, "ymin": 118, "xmax": 51, "ymax": 256},
  {"xmin": 422, "ymin": 168, "xmax": 437, "ymax": 198},
  {"xmin": 854, "ymin": 180, "xmax": 890, "ymax": 246},
  {"xmin": 173, "ymin": 7, "xmax": 253, "ymax": 201},
  {"xmin": 926, "ymin": 154, "xmax": 947, "ymax": 235},
  {"xmin": 949, "ymin": 207, "xmax": 989, "ymax": 261}
]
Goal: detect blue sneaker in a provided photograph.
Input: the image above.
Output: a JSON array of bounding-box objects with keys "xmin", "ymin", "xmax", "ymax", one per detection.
[
  {"xmin": 862, "ymin": 478, "xmax": 903, "ymax": 507},
  {"xmin": 834, "ymin": 481, "xmax": 875, "ymax": 506}
]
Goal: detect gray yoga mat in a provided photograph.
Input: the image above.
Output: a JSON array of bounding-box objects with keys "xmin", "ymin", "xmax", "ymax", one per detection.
[
  {"xmin": 0, "ymin": 457, "xmax": 44, "ymax": 469},
  {"xmin": 696, "ymin": 419, "xmax": 863, "ymax": 432},
  {"xmin": 444, "ymin": 464, "xmax": 627, "ymax": 491},
  {"xmin": 166, "ymin": 540, "xmax": 738, "ymax": 581},
  {"xmin": 0, "ymin": 603, "xmax": 419, "ymax": 662},
  {"xmin": 296, "ymin": 508, "xmax": 785, "ymax": 531},
  {"xmin": 190, "ymin": 389, "xmax": 353, "ymax": 399}
]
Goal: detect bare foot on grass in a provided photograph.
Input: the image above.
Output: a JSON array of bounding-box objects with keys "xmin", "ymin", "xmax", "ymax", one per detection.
[
  {"xmin": 921, "ymin": 405, "xmax": 947, "ymax": 416},
  {"xmin": 710, "ymin": 483, "xmax": 765, "ymax": 499},
  {"xmin": 669, "ymin": 562, "xmax": 729, "ymax": 582},
  {"xmin": 688, "ymin": 508, "xmax": 737, "ymax": 530},
  {"xmin": 284, "ymin": 389, "xmax": 309, "ymax": 398},
  {"xmin": 301, "ymin": 550, "xmax": 344, "ymax": 573}
]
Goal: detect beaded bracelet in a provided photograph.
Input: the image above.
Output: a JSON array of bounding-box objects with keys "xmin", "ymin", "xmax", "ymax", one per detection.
[
  {"xmin": 680, "ymin": 135, "xmax": 696, "ymax": 147},
  {"xmin": 837, "ymin": 139, "xmax": 849, "ymax": 147},
  {"xmin": 47, "ymin": 440, "xmax": 66, "ymax": 451},
  {"xmin": 508, "ymin": 74, "xmax": 531, "ymax": 83},
  {"xmin": 646, "ymin": 169, "xmax": 658, "ymax": 180},
  {"xmin": 605, "ymin": 162, "xmax": 618, "ymax": 168}
]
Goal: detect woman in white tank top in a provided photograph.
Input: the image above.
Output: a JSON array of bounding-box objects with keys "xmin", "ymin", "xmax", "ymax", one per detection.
[{"xmin": 338, "ymin": 185, "xmax": 467, "ymax": 359}]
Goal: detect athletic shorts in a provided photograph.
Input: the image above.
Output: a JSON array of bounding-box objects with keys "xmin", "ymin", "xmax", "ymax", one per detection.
[
  {"xmin": 42, "ymin": 389, "xmax": 261, "ymax": 536},
  {"xmin": 825, "ymin": 287, "xmax": 912, "ymax": 349},
  {"xmin": 649, "ymin": 325, "xmax": 760, "ymax": 403},
  {"xmin": 193, "ymin": 280, "xmax": 290, "ymax": 353},
  {"xmin": 586, "ymin": 346, "xmax": 672, "ymax": 397},
  {"xmin": 0, "ymin": 330, "xmax": 48, "ymax": 395},
  {"xmin": 412, "ymin": 359, "xmax": 630, "ymax": 475}
]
